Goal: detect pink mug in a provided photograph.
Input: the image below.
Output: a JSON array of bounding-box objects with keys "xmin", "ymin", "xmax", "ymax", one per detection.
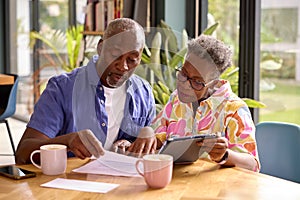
[{"xmin": 135, "ymin": 154, "xmax": 173, "ymax": 189}]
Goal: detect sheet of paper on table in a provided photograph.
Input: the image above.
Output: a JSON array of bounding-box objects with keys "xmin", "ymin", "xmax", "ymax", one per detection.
[
  {"xmin": 72, "ymin": 150, "xmax": 141, "ymax": 177},
  {"xmin": 41, "ymin": 178, "xmax": 119, "ymax": 193}
]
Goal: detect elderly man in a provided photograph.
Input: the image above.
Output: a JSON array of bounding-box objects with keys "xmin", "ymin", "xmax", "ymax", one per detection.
[{"xmin": 16, "ymin": 18, "xmax": 156, "ymax": 164}]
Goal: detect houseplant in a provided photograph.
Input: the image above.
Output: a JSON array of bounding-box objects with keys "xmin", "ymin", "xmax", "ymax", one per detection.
[
  {"xmin": 28, "ymin": 25, "xmax": 84, "ymax": 114},
  {"xmin": 30, "ymin": 25, "xmax": 84, "ymax": 73},
  {"xmin": 135, "ymin": 20, "xmax": 265, "ymax": 113}
]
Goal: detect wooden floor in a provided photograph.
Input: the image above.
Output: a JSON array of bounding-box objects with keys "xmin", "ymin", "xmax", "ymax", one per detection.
[{"xmin": 0, "ymin": 118, "xmax": 26, "ymax": 165}]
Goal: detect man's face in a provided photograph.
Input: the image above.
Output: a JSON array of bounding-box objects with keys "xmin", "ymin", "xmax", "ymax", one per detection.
[{"xmin": 97, "ymin": 31, "xmax": 144, "ymax": 88}]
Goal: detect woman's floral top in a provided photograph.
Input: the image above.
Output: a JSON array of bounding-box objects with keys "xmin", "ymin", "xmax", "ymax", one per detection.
[{"xmin": 153, "ymin": 80, "xmax": 259, "ymax": 170}]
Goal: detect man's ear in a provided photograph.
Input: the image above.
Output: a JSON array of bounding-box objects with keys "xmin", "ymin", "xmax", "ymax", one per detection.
[{"xmin": 97, "ymin": 39, "xmax": 103, "ymax": 55}]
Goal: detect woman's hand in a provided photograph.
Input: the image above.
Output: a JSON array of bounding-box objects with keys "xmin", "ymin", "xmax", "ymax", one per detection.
[
  {"xmin": 196, "ymin": 137, "xmax": 228, "ymax": 163},
  {"xmin": 126, "ymin": 127, "xmax": 157, "ymax": 157}
]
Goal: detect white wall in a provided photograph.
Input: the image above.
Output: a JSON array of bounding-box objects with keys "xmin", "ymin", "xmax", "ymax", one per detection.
[{"xmin": 165, "ymin": 0, "xmax": 187, "ymax": 49}]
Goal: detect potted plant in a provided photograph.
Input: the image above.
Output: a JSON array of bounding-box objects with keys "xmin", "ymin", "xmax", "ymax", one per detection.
[
  {"xmin": 135, "ymin": 20, "xmax": 265, "ymax": 113},
  {"xmin": 28, "ymin": 25, "xmax": 84, "ymax": 113}
]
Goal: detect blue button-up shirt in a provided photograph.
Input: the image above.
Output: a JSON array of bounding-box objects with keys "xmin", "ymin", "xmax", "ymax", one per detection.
[{"xmin": 28, "ymin": 55, "xmax": 156, "ymax": 148}]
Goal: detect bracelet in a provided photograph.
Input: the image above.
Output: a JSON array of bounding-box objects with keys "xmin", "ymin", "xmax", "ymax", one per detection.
[{"xmin": 216, "ymin": 150, "xmax": 229, "ymax": 165}]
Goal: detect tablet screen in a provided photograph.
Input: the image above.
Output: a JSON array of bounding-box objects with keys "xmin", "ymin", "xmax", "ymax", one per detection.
[{"xmin": 158, "ymin": 134, "xmax": 217, "ymax": 164}]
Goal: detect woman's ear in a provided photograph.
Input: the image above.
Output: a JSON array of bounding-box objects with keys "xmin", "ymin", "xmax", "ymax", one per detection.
[{"xmin": 97, "ymin": 39, "xmax": 103, "ymax": 55}]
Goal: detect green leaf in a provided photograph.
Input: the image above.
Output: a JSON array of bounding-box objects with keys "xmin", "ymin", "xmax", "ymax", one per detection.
[
  {"xmin": 169, "ymin": 47, "xmax": 187, "ymax": 68},
  {"xmin": 65, "ymin": 25, "xmax": 83, "ymax": 71},
  {"xmin": 141, "ymin": 52, "xmax": 151, "ymax": 64},
  {"xmin": 153, "ymin": 84, "xmax": 164, "ymax": 105},
  {"xmin": 150, "ymin": 32, "xmax": 162, "ymax": 64},
  {"xmin": 164, "ymin": 37, "xmax": 170, "ymax": 66},
  {"xmin": 160, "ymin": 20, "xmax": 178, "ymax": 54},
  {"xmin": 158, "ymin": 81, "xmax": 171, "ymax": 95},
  {"xmin": 181, "ymin": 29, "xmax": 188, "ymax": 49},
  {"xmin": 242, "ymin": 98, "xmax": 267, "ymax": 108},
  {"xmin": 152, "ymin": 89, "xmax": 160, "ymax": 103},
  {"xmin": 163, "ymin": 36, "xmax": 175, "ymax": 90},
  {"xmin": 203, "ymin": 22, "xmax": 219, "ymax": 35},
  {"xmin": 161, "ymin": 93, "xmax": 170, "ymax": 105},
  {"xmin": 147, "ymin": 32, "xmax": 166, "ymax": 84},
  {"xmin": 153, "ymin": 82, "xmax": 171, "ymax": 105},
  {"xmin": 143, "ymin": 43, "xmax": 151, "ymax": 57}
]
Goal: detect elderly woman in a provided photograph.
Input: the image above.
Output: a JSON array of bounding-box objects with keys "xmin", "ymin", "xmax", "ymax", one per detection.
[{"xmin": 129, "ymin": 34, "xmax": 260, "ymax": 172}]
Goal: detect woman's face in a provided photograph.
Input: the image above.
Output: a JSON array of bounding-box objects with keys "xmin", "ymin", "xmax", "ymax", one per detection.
[{"xmin": 176, "ymin": 54, "xmax": 217, "ymax": 103}]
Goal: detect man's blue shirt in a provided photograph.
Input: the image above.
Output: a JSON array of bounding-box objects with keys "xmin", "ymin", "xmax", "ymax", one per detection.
[{"xmin": 28, "ymin": 55, "xmax": 156, "ymax": 147}]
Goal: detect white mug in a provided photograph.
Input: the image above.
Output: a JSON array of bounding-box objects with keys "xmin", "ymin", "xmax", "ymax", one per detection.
[{"xmin": 30, "ymin": 144, "xmax": 67, "ymax": 175}]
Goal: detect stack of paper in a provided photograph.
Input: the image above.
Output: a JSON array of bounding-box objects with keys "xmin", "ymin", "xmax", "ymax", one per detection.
[{"xmin": 72, "ymin": 151, "xmax": 141, "ymax": 177}]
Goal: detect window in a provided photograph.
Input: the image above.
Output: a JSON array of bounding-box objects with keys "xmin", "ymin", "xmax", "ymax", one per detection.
[
  {"xmin": 13, "ymin": 0, "xmax": 69, "ymax": 121},
  {"xmin": 260, "ymin": 1, "xmax": 300, "ymax": 124},
  {"xmin": 208, "ymin": 0, "xmax": 260, "ymax": 123},
  {"xmin": 208, "ymin": 0, "xmax": 240, "ymax": 68}
]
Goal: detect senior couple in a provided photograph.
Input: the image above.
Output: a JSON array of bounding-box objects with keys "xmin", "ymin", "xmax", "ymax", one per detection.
[{"xmin": 16, "ymin": 18, "xmax": 259, "ymax": 172}]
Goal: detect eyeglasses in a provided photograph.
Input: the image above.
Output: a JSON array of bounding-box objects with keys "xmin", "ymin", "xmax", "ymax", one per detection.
[{"xmin": 176, "ymin": 68, "xmax": 211, "ymax": 91}]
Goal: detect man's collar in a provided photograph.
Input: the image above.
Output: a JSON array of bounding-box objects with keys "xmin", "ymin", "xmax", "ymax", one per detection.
[{"xmin": 87, "ymin": 55, "xmax": 101, "ymax": 86}]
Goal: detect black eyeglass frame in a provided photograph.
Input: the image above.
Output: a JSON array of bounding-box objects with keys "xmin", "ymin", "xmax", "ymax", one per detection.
[{"xmin": 175, "ymin": 68, "xmax": 215, "ymax": 91}]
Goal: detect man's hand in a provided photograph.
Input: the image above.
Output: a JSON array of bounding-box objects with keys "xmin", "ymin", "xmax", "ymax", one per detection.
[
  {"xmin": 69, "ymin": 129, "xmax": 105, "ymax": 159},
  {"xmin": 126, "ymin": 126, "xmax": 157, "ymax": 157},
  {"xmin": 113, "ymin": 139, "xmax": 131, "ymax": 154}
]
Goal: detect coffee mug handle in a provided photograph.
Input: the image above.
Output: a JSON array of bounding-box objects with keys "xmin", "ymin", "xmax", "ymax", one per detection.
[
  {"xmin": 135, "ymin": 160, "xmax": 144, "ymax": 176},
  {"xmin": 30, "ymin": 150, "xmax": 42, "ymax": 169}
]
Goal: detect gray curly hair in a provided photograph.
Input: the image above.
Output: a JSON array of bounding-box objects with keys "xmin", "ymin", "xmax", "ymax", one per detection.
[{"xmin": 187, "ymin": 34, "xmax": 233, "ymax": 76}]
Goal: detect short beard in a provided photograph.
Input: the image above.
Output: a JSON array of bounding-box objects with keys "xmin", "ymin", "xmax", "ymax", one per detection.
[{"xmin": 106, "ymin": 72, "xmax": 129, "ymax": 88}]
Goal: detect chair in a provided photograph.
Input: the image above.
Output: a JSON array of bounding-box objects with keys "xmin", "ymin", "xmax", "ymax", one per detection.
[
  {"xmin": 255, "ymin": 121, "xmax": 300, "ymax": 183},
  {"xmin": 0, "ymin": 74, "xmax": 19, "ymax": 156}
]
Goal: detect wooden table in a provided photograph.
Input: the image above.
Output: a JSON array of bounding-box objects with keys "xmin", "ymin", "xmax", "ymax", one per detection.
[
  {"xmin": 1, "ymin": 158, "xmax": 300, "ymax": 199},
  {"xmin": 0, "ymin": 74, "xmax": 14, "ymax": 85}
]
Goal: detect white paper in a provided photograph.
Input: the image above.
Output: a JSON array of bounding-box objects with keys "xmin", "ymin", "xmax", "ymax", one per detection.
[
  {"xmin": 72, "ymin": 150, "xmax": 142, "ymax": 177},
  {"xmin": 41, "ymin": 178, "xmax": 119, "ymax": 193}
]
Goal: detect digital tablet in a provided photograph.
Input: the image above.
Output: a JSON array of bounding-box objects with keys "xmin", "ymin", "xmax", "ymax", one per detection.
[{"xmin": 158, "ymin": 134, "xmax": 217, "ymax": 164}]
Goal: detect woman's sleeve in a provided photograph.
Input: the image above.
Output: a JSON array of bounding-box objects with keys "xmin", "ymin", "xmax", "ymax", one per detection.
[
  {"xmin": 151, "ymin": 94, "xmax": 176, "ymax": 144},
  {"xmin": 226, "ymin": 106, "xmax": 260, "ymax": 171}
]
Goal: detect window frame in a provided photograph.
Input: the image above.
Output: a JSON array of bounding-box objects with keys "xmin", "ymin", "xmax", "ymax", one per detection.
[
  {"xmin": 1, "ymin": 0, "xmax": 261, "ymax": 123},
  {"xmin": 238, "ymin": 0, "xmax": 261, "ymax": 123}
]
